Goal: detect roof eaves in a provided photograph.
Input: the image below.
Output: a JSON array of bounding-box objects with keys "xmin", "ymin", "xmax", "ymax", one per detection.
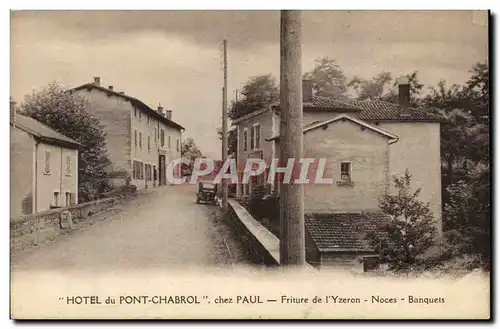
[
  {"xmin": 231, "ymin": 107, "xmax": 269, "ymax": 125},
  {"xmin": 71, "ymin": 83, "xmax": 185, "ymax": 131}
]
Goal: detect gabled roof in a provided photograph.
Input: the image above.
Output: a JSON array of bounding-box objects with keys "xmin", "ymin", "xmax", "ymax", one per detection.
[
  {"xmin": 347, "ymin": 100, "xmax": 442, "ymax": 122},
  {"xmin": 12, "ymin": 114, "xmax": 81, "ymax": 149},
  {"xmin": 70, "ymin": 83, "xmax": 185, "ymax": 131},
  {"xmin": 303, "ymin": 96, "xmax": 362, "ymax": 111},
  {"xmin": 305, "ymin": 212, "xmax": 389, "ymax": 253},
  {"xmin": 232, "ymin": 95, "xmax": 442, "ymax": 125},
  {"xmin": 266, "ymin": 114, "xmax": 398, "ymax": 142}
]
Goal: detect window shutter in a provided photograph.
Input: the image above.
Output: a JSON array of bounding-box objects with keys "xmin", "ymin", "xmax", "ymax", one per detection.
[
  {"xmin": 256, "ymin": 125, "xmax": 260, "ymax": 149},
  {"xmin": 250, "ymin": 127, "xmax": 255, "ymax": 150}
]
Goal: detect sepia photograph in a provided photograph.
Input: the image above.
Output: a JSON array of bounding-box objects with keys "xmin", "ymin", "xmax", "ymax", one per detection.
[{"xmin": 9, "ymin": 9, "xmax": 490, "ymax": 320}]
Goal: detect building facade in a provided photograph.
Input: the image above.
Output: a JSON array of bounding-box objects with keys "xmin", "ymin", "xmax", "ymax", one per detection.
[
  {"xmin": 71, "ymin": 77, "xmax": 184, "ymax": 189},
  {"xmin": 11, "ymin": 111, "xmax": 80, "ymax": 218},
  {"xmin": 233, "ymin": 80, "xmax": 442, "ymax": 225}
]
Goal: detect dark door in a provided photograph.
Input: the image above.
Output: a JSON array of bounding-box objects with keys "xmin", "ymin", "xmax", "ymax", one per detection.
[{"xmin": 159, "ymin": 155, "xmax": 166, "ymax": 185}]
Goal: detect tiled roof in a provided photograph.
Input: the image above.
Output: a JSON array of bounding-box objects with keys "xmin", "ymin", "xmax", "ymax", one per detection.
[
  {"xmin": 71, "ymin": 83, "xmax": 185, "ymax": 131},
  {"xmin": 305, "ymin": 212, "xmax": 389, "ymax": 252},
  {"xmin": 347, "ymin": 100, "xmax": 442, "ymax": 122},
  {"xmin": 305, "ymin": 96, "xmax": 362, "ymax": 111},
  {"xmin": 13, "ymin": 114, "xmax": 81, "ymax": 149},
  {"xmin": 272, "ymin": 96, "xmax": 361, "ymax": 111}
]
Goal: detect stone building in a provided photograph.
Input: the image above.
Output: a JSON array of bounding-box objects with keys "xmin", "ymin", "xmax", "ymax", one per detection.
[
  {"xmin": 10, "ymin": 104, "xmax": 80, "ymax": 218},
  {"xmin": 71, "ymin": 77, "xmax": 185, "ymax": 189},
  {"xmin": 232, "ymin": 80, "xmax": 442, "ymax": 271}
]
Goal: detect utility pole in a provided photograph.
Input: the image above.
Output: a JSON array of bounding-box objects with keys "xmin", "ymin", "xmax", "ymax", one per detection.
[
  {"xmin": 279, "ymin": 10, "xmax": 305, "ymax": 266},
  {"xmin": 221, "ymin": 39, "xmax": 229, "ymax": 214}
]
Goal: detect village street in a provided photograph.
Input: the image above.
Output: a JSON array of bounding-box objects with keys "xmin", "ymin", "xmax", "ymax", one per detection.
[{"xmin": 11, "ymin": 185, "xmax": 253, "ymax": 273}]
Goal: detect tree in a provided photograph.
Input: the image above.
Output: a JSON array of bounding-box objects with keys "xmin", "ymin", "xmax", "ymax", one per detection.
[
  {"xmin": 367, "ymin": 170, "xmax": 437, "ymax": 272},
  {"xmin": 348, "ymin": 72, "xmax": 393, "ymax": 101},
  {"xmin": 463, "ymin": 62, "xmax": 489, "ymax": 124},
  {"xmin": 303, "ymin": 57, "xmax": 349, "ymax": 99},
  {"xmin": 216, "ymin": 127, "xmax": 237, "ymax": 157},
  {"xmin": 180, "ymin": 137, "xmax": 203, "ymax": 176},
  {"xmin": 181, "ymin": 137, "xmax": 203, "ymax": 161},
  {"xmin": 20, "ymin": 82, "xmax": 110, "ymax": 202},
  {"xmin": 230, "ymin": 74, "xmax": 279, "ymax": 120},
  {"xmin": 349, "ymin": 71, "xmax": 423, "ymax": 107},
  {"xmin": 422, "ymin": 62, "xmax": 490, "ymax": 269},
  {"xmin": 422, "ymin": 80, "xmax": 465, "ymax": 110}
]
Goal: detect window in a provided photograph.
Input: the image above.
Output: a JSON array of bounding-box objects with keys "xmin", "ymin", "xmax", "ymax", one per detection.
[
  {"xmin": 250, "ymin": 126, "xmax": 255, "ymax": 150},
  {"xmin": 256, "ymin": 125, "xmax": 261, "ymax": 149},
  {"xmin": 65, "ymin": 155, "xmax": 71, "ymax": 175},
  {"xmin": 44, "ymin": 150, "xmax": 51, "ymax": 174},
  {"xmin": 160, "ymin": 129, "xmax": 165, "ymax": 147},
  {"xmin": 134, "ymin": 108, "xmax": 137, "ymax": 117},
  {"xmin": 139, "ymin": 111, "xmax": 142, "ymax": 120},
  {"xmin": 53, "ymin": 192, "xmax": 59, "ymax": 207},
  {"xmin": 139, "ymin": 131, "xmax": 143, "ymax": 149},
  {"xmin": 168, "ymin": 135, "xmax": 171, "ymax": 149},
  {"xmin": 134, "ymin": 161, "xmax": 144, "ymax": 180},
  {"xmin": 363, "ymin": 256, "xmax": 380, "ymax": 272},
  {"xmin": 252, "ymin": 124, "xmax": 260, "ymax": 150},
  {"xmin": 65, "ymin": 192, "xmax": 71, "ymax": 207},
  {"xmin": 145, "ymin": 164, "xmax": 152, "ymax": 181},
  {"xmin": 148, "ymin": 136, "xmax": 151, "ymax": 153},
  {"xmin": 147, "ymin": 115, "xmax": 150, "ymax": 124},
  {"xmin": 154, "ymin": 127, "xmax": 158, "ymax": 146},
  {"xmin": 243, "ymin": 129, "xmax": 248, "ymax": 152},
  {"xmin": 134, "ymin": 129, "xmax": 138, "ymax": 148},
  {"xmin": 176, "ymin": 138, "xmax": 180, "ymax": 152},
  {"xmin": 340, "ymin": 162, "xmax": 351, "ymax": 182}
]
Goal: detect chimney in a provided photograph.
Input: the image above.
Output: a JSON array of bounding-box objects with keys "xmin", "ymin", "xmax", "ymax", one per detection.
[
  {"xmin": 302, "ymin": 79, "xmax": 313, "ymax": 103},
  {"xmin": 108, "ymin": 85, "xmax": 113, "ymax": 91},
  {"xmin": 398, "ymin": 79, "xmax": 411, "ymax": 117},
  {"xmin": 10, "ymin": 99, "xmax": 16, "ymax": 123},
  {"xmin": 93, "ymin": 77, "xmax": 101, "ymax": 87},
  {"xmin": 158, "ymin": 105, "xmax": 165, "ymax": 117},
  {"xmin": 166, "ymin": 110, "xmax": 172, "ymax": 120}
]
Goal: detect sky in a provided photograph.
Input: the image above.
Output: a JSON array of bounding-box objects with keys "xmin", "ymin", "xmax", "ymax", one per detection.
[{"xmin": 10, "ymin": 10, "xmax": 488, "ymax": 159}]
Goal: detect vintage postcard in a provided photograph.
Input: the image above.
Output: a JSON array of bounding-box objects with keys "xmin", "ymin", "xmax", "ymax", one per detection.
[{"xmin": 9, "ymin": 10, "xmax": 490, "ymax": 320}]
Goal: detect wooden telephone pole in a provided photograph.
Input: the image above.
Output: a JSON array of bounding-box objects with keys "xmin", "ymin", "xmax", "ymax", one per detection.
[
  {"xmin": 221, "ymin": 39, "xmax": 229, "ymax": 214},
  {"xmin": 279, "ymin": 10, "xmax": 305, "ymax": 266}
]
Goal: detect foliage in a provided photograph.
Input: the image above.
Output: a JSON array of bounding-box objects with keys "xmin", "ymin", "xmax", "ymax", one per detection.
[
  {"xmin": 441, "ymin": 178, "xmax": 490, "ymax": 265},
  {"xmin": 350, "ymin": 71, "xmax": 424, "ymax": 107},
  {"xmin": 181, "ymin": 137, "xmax": 203, "ymax": 161},
  {"xmin": 229, "ymin": 74, "xmax": 279, "ymax": 120},
  {"xmin": 180, "ymin": 137, "xmax": 203, "ymax": 176},
  {"xmin": 20, "ymin": 82, "xmax": 110, "ymax": 202},
  {"xmin": 348, "ymin": 72, "xmax": 393, "ymax": 101},
  {"xmin": 303, "ymin": 57, "xmax": 349, "ymax": 99},
  {"xmin": 422, "ymin": 62, "xmax": 490, "ymax": 267},
  {"xmin": 216, "ymin": 127, "xmax": 237, "ymax": 157},
  {"xmin": 367, "ymin": 170, "xmax": 437, "ymax": 272}
]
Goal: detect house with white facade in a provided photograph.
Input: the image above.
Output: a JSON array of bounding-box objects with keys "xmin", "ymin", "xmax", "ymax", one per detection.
[
  {"xmin": 10, "ymin": 104, "xmax": 80, "ymax": 218},
  {"xmin": 71, "ymin": 77, "xmax": 184, "ymax": 189},
  {"xmin": 232, "ymin": 80, "xmax": 442, "ymax": 271}
]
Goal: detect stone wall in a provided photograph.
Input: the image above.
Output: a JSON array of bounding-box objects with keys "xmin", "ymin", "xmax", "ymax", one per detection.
[
  {"xmin": 226, "ymin": 200, "xmax": 279, "ymax": 266},
  {"xmin": 10, "ymin": 197, "xmax": 117, "ymax": 254}
]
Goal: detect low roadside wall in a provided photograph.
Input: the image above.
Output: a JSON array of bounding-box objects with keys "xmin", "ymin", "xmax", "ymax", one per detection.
[
  {"xmin": 11, "ymin": 197, "xmax": 117, "ymax": 254},
  {"xmin": 226, "ymin": 199, "xmax": 280, "ymax": 266}
]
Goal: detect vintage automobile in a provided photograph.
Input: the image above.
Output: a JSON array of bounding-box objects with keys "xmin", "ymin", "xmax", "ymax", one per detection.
[{"xmin": 196, "ymin": 182, "xmax": 218, "ymax": 205}]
